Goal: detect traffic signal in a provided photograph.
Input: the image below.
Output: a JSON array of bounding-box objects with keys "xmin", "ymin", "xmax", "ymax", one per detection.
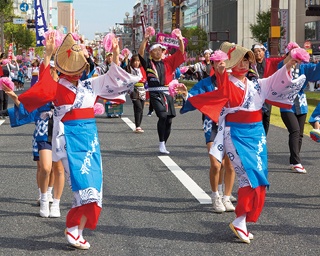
[{"xmin": 26, "ymin": 19, "xmax": 35, "ymax": 29}]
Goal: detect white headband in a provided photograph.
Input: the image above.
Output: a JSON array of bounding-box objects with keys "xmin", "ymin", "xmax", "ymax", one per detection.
[
  {"xmin": 149, "ymin": 44, "xmax": 162, "ymax": 52},
  {"xmin": 253, "ymin": 45, "xmax": 266, "ymax": 51}
]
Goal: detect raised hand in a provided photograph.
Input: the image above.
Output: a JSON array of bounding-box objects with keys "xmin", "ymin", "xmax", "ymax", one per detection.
[
  {"xmin": 45, "ymin": 31, "xmax": 56, "ymax": 56},
  {"xmin": 213, "ymin": 60, "xmax": 226, "ymax": 74}
]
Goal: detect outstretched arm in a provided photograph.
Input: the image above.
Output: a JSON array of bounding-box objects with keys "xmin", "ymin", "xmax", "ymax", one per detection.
[{"xmin": 3, "ymin": 84, "xmax": 20, "ymax": 107}]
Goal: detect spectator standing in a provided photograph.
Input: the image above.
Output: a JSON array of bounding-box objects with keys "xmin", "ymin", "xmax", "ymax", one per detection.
[{"xmin": 127, "ymin": 54, "xmax": 147, "ymax": 133}]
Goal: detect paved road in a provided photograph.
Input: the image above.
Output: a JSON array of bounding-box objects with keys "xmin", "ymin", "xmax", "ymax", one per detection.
[{"xmin": 0, "ymin": 88, "xmax": 319, "ymax": 256}]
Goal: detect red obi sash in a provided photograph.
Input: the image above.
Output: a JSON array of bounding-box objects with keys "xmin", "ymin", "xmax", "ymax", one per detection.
[
  {"xmin": 61, "ymin": 108, "xmax": 95, "ymax": 122},
  {"xmin": 226, "ymin": 110, "xmax": 262, "ymax": 123}
]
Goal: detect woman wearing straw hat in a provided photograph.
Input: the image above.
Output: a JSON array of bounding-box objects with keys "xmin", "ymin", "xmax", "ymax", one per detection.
[
  {"xmin": 177, "ymin": 42, "xmax": 307, "ymax": 243},
  {"xmin": 18, "ymin": 32, "xmax": 141, "ymax": 250}
]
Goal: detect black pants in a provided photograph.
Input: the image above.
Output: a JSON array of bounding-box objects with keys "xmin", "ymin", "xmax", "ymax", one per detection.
[
  {"xmin": 0, "ymin": 90, "xmax": 8, "ymax": 115},
  {"xmin": 132, "ymin": 99, "xmax": 145, "ymax": 128},
  {"xmin": 262, "ymin": 103, "xmax": 272, "ymax": 135},
  {"xmin": 150, "ymin": 92, "xmax": 175, "ymax": 142},
  {"xmin": 281, "ymin": 111, "xmax": 306, "ymax": 165},
  {"xmin": 149, "ymin": 100, "xmax": 154, "ymax": 113}
]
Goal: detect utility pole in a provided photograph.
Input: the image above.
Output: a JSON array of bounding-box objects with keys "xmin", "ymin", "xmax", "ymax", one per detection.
[
  {"xmin": 0, "ymin": 15, "xmax": 4, "ymax": 52},
  {"xmin": 270, "ymin": 0, "xmax": 280, "ymax": 56},
  {"xmin": 116, "ymin": 15, "xmax": 142, "ymax": 53}
]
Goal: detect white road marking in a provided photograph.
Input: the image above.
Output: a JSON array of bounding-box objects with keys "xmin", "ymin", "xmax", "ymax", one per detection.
[
  {"xmin": 158, "ymin": 156, "xmax": 212, "ymax": 204},
  {"xmin": 0, "ymin": 120, "xmax": 5, "ymax": 126},
  {"xmin": 121, "ymin": 116, "xmax": 211, "ymax": 204},
  {"xmin": 121, "ymin": 117, "xmax": 136, "ymax": 131}
]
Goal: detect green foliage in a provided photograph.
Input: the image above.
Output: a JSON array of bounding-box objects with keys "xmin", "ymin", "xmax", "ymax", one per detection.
[
  {"xmin": 0, "ymin": 0, "xmax": 14, "ymax": 20},
  {"xmin": 250, "ymin": 10, "xmax": 285, "ymax": 44},
  {"xmin": 250, "ymin": 10, "xmax": 271, "ymax": 43},
  {"xmin": 4, "ymin": 23, "xmax": 36, "ymax": 53},
  {"xmin": 180, "ymin": 27, "xmax": 208, "ymax": 55}
]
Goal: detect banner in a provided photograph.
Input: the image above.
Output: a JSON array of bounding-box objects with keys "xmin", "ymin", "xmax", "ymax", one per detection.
[
  {"xmin": 156, "ymin": 33, "xmax": 188, "ymax": 50},
  {"xmin": 35, "ymin": 0, "xmax": 48, "ymax": 46}
]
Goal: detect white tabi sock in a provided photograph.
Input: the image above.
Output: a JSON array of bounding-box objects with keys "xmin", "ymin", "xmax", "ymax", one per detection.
[
  {"xmin": 159, "ymin": 141, "xmax": 170, "ymax": 154},
  {"xmin": 232, "ymin": 214, "xmax": 247, "ymax": 233}
]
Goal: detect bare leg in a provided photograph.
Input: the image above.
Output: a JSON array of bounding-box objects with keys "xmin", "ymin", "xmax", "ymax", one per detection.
[
  {"xmin": 38, "ymin": 149, "xmax": 52, "ymax": 194},
  {"xmin": 52, "ymin": 160, "xmax": 65, "ymax": 200},
  {"xmin": 223, "ymin": 155, "xmax": 235, "ymax": 196},
  {"xmin": 38, "ymin": 149, "xmax": 52, "ymax": 217},
  {"xmin": 207, "ymin": 142, "xmax": 221, "ymax": 192}
]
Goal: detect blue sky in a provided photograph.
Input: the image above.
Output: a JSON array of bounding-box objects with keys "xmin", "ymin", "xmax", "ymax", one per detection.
[{"xmin": 55, "ymin": 0, "xmax": 138, "ymax": 40}]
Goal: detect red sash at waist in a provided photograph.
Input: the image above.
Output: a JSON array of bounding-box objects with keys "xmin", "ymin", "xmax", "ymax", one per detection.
[
  {"xmin": 61, "ymin": 108, "xmax": 95, "ymax": 122},
  {"xmin": 226, "ymin": 110, "xmax": 262, "ymax": 123}
]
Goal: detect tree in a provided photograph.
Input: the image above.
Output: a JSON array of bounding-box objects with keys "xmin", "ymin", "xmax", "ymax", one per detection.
[
  {"xmin": 180, "ymin": 27, "xmax": 208, "ymax": 55},
  {"xmin": 249, "ymin": 10, "xmax": 271, "ymax": 43},
  {"xmin": 0, "ymin": 0, "xmax": 13, "ymax": 20},
  {"xmin": 250, "ymin": 10, "xmax": 285, "ymax": 49},
  {"xmin": 4, "ymin": 23, "xmax": 36, "ymax": 53}
]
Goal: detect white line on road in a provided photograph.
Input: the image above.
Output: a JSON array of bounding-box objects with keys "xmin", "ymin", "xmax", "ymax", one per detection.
[
  {"xmin": 158, "ymin": 156, "xmax": 212, "ymax": 204},
  {"xmin": 121, "ymin": 116, "xmax": 211, "ymax": 204},
  {"xmin": 121, "ymin": 117, "xmax": 136, "ymax": 131},
  {"xmin": 0, "ymin": 120, "xmax": 5, "ymax": 126}
]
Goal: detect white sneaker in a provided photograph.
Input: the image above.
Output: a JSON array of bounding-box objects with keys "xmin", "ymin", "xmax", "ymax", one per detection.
[
  {"xmin": 40, "ymin": 200, "xmax": 49, "ymax": 218},
  {"xmin": 212, "ymin": 196, "xmax": 226, "ymax": 213},
  {"xmin": 47, "ymin": 193, "xmax": 54, "ymax": 203},
  {"xmin": 222, "ymin": 197, "xmax": 235, "ymax": 212},
  {"xmin": 230, "ymin": 194, "xmax": 237, "ymax": 202},
  {"xmin": 49, "ymin": 204, "xmax": 61, "ymax": 218}
]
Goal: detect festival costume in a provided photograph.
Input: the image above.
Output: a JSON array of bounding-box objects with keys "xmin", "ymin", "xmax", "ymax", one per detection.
[
  {"xmin": 189, "ymin": 65, "xmax": 306, "ymax": 222},
  {"xmin": 139, "ymin": 50, "xmax": 185, "ymax": 117},
  {"xmin": 194, "ymin": 60, "xmax": 215, "ymax": 81},
  {"xmin": 309, "ymin": 103, "xmax": 320, "ymax": 124},
  {"xmin": 180, "ymin": 75, "xmax": 217, "ymax": 143},
  {"xmin": 278, "ymin": 61, "xmax": 320, "ymax": 165},
  {"xmin": 19, "ymin": 62, "xmax": 140, "ymax": 229},
  {"xmin": 30, "ymin": 66, "xmax": 39, "ymax": 87},
  {"xmin": 130, "ymin": 66, "xmax": 147, "ymax": 130}
]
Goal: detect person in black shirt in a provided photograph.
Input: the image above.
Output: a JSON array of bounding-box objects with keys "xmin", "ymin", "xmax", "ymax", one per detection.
[{"xmin": 138, "ymin": 34, "xmax": 185, "ymax": 154}]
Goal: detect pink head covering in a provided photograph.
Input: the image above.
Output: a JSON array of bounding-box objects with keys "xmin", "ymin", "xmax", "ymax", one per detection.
[{"xmin": 285, "ymin": 42, "xmax": 300, "ymax": 54}]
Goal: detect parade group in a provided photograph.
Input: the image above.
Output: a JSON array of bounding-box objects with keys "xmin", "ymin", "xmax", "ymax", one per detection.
[{"xmin": 0, "ymin": 26, "xmax": 320, "ymax": 249}]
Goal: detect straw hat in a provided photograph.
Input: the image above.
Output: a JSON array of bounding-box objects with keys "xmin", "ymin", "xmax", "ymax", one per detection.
[
  {"xmin": 54, "ymin": 33, "xmax": 89, "ymax": 76},
  {"xmin": 220, "ymin": 42, "xmax": 255, "ymax": 69}
]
